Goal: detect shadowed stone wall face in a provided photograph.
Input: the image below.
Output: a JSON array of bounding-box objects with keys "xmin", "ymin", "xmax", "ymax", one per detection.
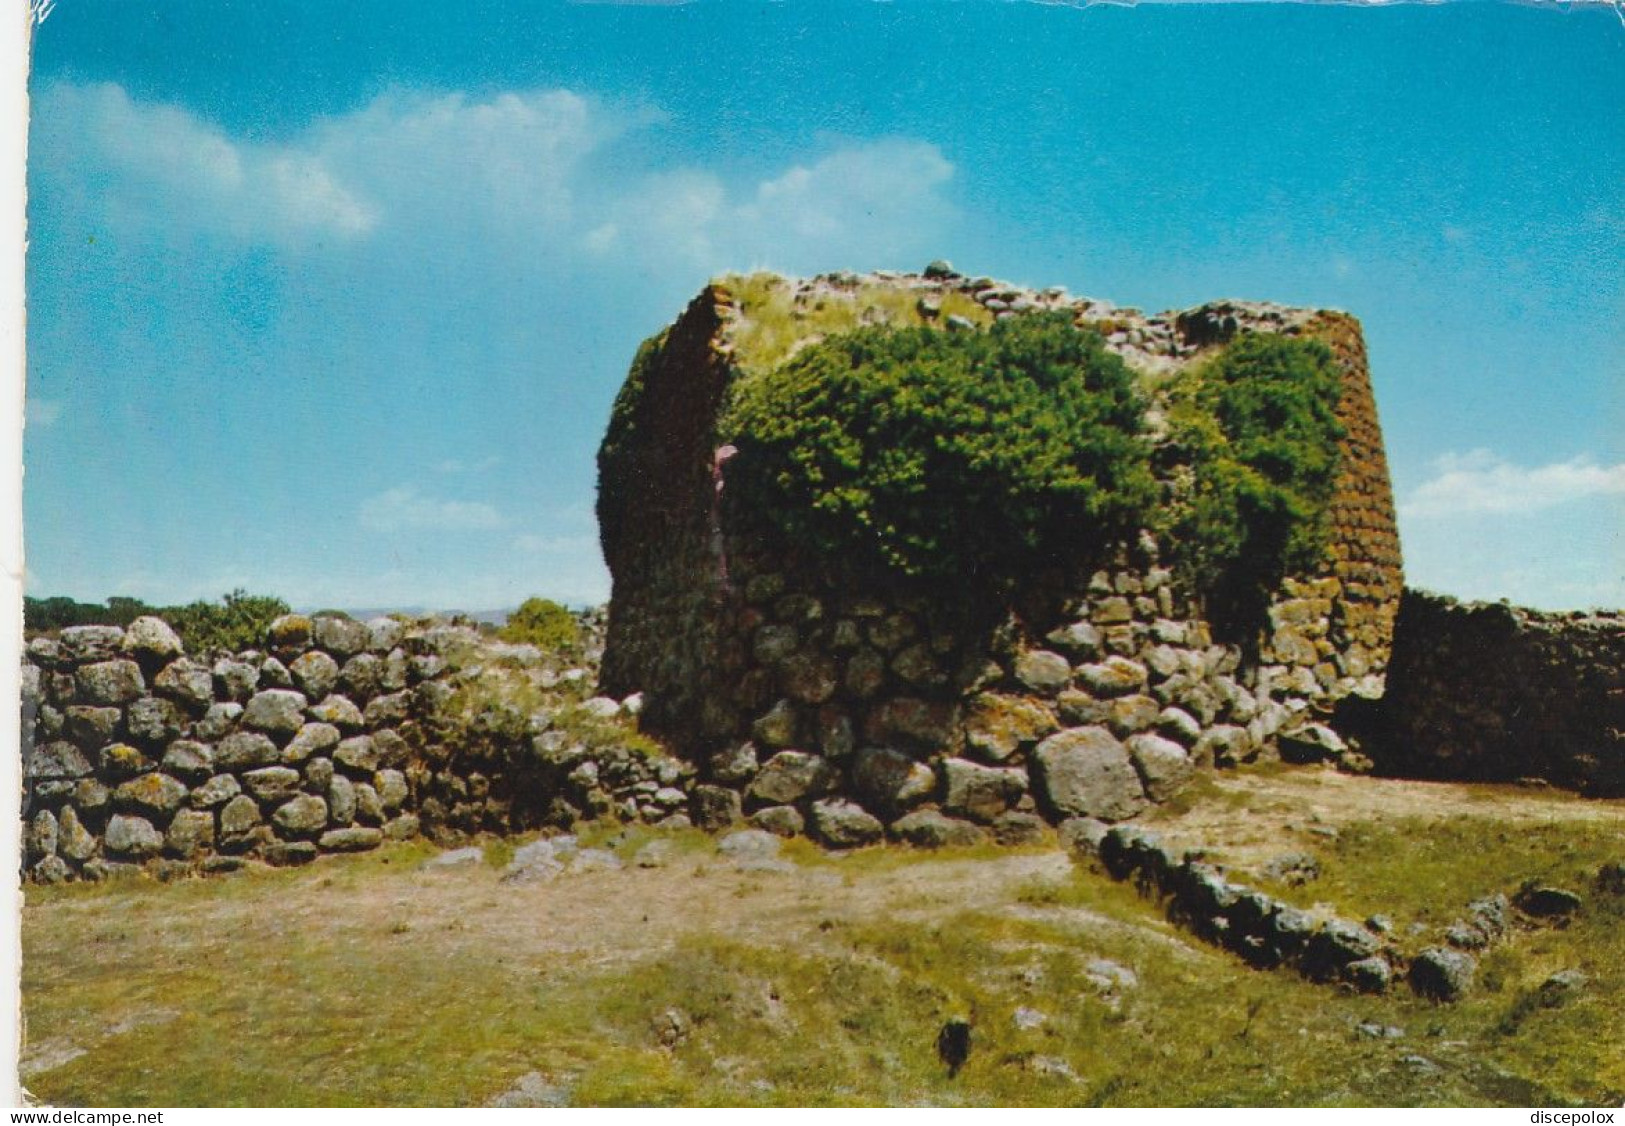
[
  {"xmin": 1375, "ymin": 591, "xmax": 1624, "ymax": 795},
  {"xmin": 596, "ymin": 272, "xmax": 1407, "ymax": 838}
]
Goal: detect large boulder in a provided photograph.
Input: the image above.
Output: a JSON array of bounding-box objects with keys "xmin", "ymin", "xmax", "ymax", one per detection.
[
  {"xmin": 242, "ymin": 690, "xmax": 309, "ymax": 739},
  {"xmin": 808, "ymin": 799, "xmax": 884, "ymax": 848},
  {"xmin": 75, "ymin": 660, "xmax": 146, "ymax": 706},
  {"xmin": 962, "ymin": 694, "xmax": 1058, "ymax": 762},
  {"xmin": 1032, "ymin": 726, "xmax": 1147, "ymax": 821},
  {"xmin": 851, "ymin": 747, "xmax": 936, "ymax": 816},
  {"xmin": 941, "ymin": 758, "xmax": 1028, "ymax": 823},
  {"xmin": 122, "ymin": 616, "xmax": 185, "ymax": 663},
  {"xmin": 747, "ymin": 751, "xmax": 836, "ymax": 806}
]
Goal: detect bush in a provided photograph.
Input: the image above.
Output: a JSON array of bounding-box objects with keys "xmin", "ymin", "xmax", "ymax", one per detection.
[
  {"xmin": 1165, "ymin": 334, "xmax": 1344, "ymax": 635},
  {"xmin": 500, "ymin": 597, "xmax": 582, "ymax": 654},
  {"xmin": 721, "ymin": 312, "xmax": 1156, "ymax": 586},
  {"xmin": 161, "ymin": 589, "xmax": 292, "ymax": 653}
]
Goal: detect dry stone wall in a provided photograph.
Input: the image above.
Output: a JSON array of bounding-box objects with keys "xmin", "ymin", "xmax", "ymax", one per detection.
[
  {"xmin": 597, "ymin": 269, "xmax": 1406, "ymax": 839},
  {"xmin": 19, "ymin": 613, "xmax": 695, "ymax": 883},
  {"xmin": 1372, "ymin": 590, "xmax": 1624, "ymax": 795}
]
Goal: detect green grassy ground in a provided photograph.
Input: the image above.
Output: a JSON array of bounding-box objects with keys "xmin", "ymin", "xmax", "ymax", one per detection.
[{"xmin": 19, "ymin": 793, "xmax": 1624, "ymax": 1107}]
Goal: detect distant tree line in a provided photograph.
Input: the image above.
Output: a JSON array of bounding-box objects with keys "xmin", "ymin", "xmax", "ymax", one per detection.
[{"xmin": 24, "ymin": 589, "xmax": 292, "ymax": 654}]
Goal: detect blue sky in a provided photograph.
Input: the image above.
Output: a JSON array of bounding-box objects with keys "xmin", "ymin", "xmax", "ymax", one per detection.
[{"xmin": 22, "ymin": 0, "xmax": 1625, "ymax": 611}]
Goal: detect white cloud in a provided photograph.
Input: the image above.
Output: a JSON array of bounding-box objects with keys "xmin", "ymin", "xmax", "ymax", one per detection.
[
  {"xmin": 36, "ymin": 82, "xmax": 958, "ymax": 277},
  {"xmin": 36, "ymin": 82, "xmax": 377, "ymax": 244},
  {"xmin": 359, "ymin": 486, "xmax": 506, "ymax": 532},
  {"xmin": 1400, "ymin": 449, "xmax": 1625, "ymax": 519}
]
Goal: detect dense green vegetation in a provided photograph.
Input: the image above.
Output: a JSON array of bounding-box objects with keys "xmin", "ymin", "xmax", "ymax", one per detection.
[
  {"xmin": 1163, "ymin": 334, "xmax": 1345, "ymax": 635},
  {"xmin": 499, "ymin": 597, "xmax": 583, "ymax": 654},
  {"xmin": 24, "ymin": 589, "xmax": 291, "ymax": 654},
  {"xmin": 722, "ymin": 312, "xmax": 1156, "ymax": 585}
]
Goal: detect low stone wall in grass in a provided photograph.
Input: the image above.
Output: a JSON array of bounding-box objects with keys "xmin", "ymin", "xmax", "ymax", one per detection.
[{"xmin": 19, "ymin": 614, "xmax": 694, "ymax": 883}]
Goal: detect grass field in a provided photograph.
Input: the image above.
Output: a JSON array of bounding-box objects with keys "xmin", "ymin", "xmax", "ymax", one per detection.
[{"xmin": 19, "ymin": 769, "xmax": 1624, "ymax": 1107}]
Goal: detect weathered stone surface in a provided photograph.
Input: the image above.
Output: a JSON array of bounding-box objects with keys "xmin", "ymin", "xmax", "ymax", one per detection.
[
  {"xmin": 26, "ymin": 809, "xmax": 58, "ymax": 861},
  {"xmin": 125, "ymin": 697, "xmax": 184, "ymax": 746},
  {"xmin": 265, "ymin": 841, "xmax": 319, "ymax": 867},
  {"xmin": 1058, "ymin": 816, "xmax": 1111, "ymax": 857},
  {"xmin": 313, "ymin": 615, "xmax": 371, "ymax": 658},
  {"xmin": 282, "ymin": 722, "xmax": 341, "ymax": 765},
  {"xmin": 74, "ymin": 778, "xmax": 110, "ymax": 811},
  {"xmin": 161, "ymin": 739, "xmax": 214, "ymax": 781},
  {"xmin": 1105, "ymin": 694, "xmax": 1160, "ymax": 738},
  {"xmin": 340, "ymin": 654, "xmax": 384, "ymax": 700},
  {"xmin": 782, "ymin": 653, "xmax": 839, "ymax": 703},
  {"xmin": 1515, "ymin": 885, "xmax": 1583, "ymax": 919},
  {"xmin": 216, "ymin": 731, "xmax": 279, "ymax": 770},
  {"xmin": 690, "ymin": 785, "xmax": 743, "ymax": 831},
  {"xmin": 333, "ymin": 735, "xmax": 379, "ymax": 774},
  {"xmin": 364, "ymin": 691, "xmax": 413, "ymax": 726},
  {"xmin": 27, "ymin": 741, "xmax": 93, "ymax": 780},
  {"xmin": 941, "ymin": 758, "xmax": 1027, "ymax": 823},
  {"xmin": 991, "ymin": 811, "xmax": 1047, "ymax": 846},
  {"xmin": 844, "ymin": 648, "xmax": 888, "ymax": 698},
  {"xmin": 1278, "ymin": 723, "xmax": 1348, "ymax": 764},
  {"xmin": 748, "ymin": 751, "xmax": 835, "ymax": 805},
  {"xmin": 709, "ymin": 743, "xmax": 759, "ymax": 785},
  {"xmin": 244, "ymin": 766, "xmax": 303, "ymax": 802},
  {"xmin": 865, "ymin": 697, "xmax": 959, "ymax": 748},
  {"xmin": 304, "ymin": 757, "xmax": 335, "ymax": 793},
  {"xmin": 1044, "ymin": 620, "xmax": 1102, "ymax": 659},
  {"xmin": 75, "ymin": 660, "xmax": 146, "ymax": 706},
  {"xmin": 32, "ymin": 856, "xmax": 72, "ymax": 884},
  {"xmin": 258, "ymin": 657, "xmax": 294, "ymax": 690},
  {"xmin": 890, "ymin": 809, "xmax": 987, "ymax": 848},
  {"xmin": 963, "ymin": 694, "xmax": 1058, "ymax": 762},
  {"xmin": 266, "ymin": 614, "xmax": 314, "ymax": 652},
  {"xmin": 749, "ymin": 805, "xmax": 805, "ymax": 837},
  {"xmin": 1014, "ymin": 650, "xmax": 1071, "ymax": 696},
  {"xmin": 718, "ymin": 829, "xmax": 783, "ymax": 867},
  {"xmin": 212, "ymin": 658, "xmax": 260, "ymax": 702},
  {"xmin": 319, "ymin": 827, "xmax": 382, "ymax": 852},
  {"xmin": 328, "ymin": 774, "xmax": 357, "ymax": 825},
  {"xmin": 1033, "ymin": 727, "xmax": 1147, "ymax": 821},
  {"xmin": 1155, "ymin": 706, "xmax": 1202, "ymax": 748},
  {"xmin": 1410, "ymin": 947, "xmax": 1475, "ymax": 1002},
  {"xmin": 273, "ymin": 794, "xmax": 329, "ymax": 836},
  {"xmin": 852, "ymin": 747, "xmax": 936, "ymax": 815},
  {"xmin": 383, "ymin": 814, "xmax": 421, "ymax": 841},
  {"xmin": 752, "ymin": 699, "xmax": 799, "ymax": 748},
  {"xmin": 1194, "ymin": 724, "xmax": 1252, "ymax": 768},
  {"xmin": 243, "ymin": 689, "xmax": 309, "ymax": 738},
  {"xmin": 367, "ymin": 617, "xmax": 404, "ymax": 653},
  {"xmin": 190, "ymin": 773, "xmax": 241, "ymax": 808},
  {"xmin": 372, "ymin": 729, "xmax": 411, "ymax": 768},
  {"xmin": 309, "ymin": 695, "xmax": 365, "ymax": 731},
  {"xmin": 58, "ymin": 805, "xmax": 98, "ymax": 862},
  {"xmin": 153, "ymin": 658, "xmax": 215, "ymax": 709},
  {"xmin": 1126, "ymin": 734, "xmax": 1193, "ymax": 802},
  {"xmin": 219, "ymin": 794, "xmax": 263, "ymax": 836},
  {"xmin": 60, "ymin": 625, "xmax": 125, "ymax": 663},
  {"xmin": 1344, "ymin": 956, "xmax": 1392, "ymax": 994},
  {"xmin": 194, "ymin": 702, "xmax": 243, "ymax": 741},
  {"xmin": 808, "ymin": 799, "xmax": 884, "ymax": 848},
  {"xmin": 288, "ymin": 651, "xmax": 341, "ymax": 700},
  {"xmin": 100, "ymin": 742, "xmax": 154, "ymax": 779},
  {"xmin": 105, "ymin": 814, "xmax": 164, "ymax": 858},
  {"xmin": 375, "ymin": 769, "xmax": 409, "ymax": 812},
  {"xmin": 114, "ymin": 772, "xmax": 188, "ymax": 817},
  {"xmin": 165, "ymin": 809, "xmax": 216, "ymax": 858},
  {"xmin": 891, "ymin": 644, "xmax": 946, "ymax": 689},
  {"xmin": 352, "ymin": 782, "xmax": 384, "ymax": 825},
  {"xmin": 1075, "ymin": 657, "xmax": 1147, "ymax": 698},
  {"xmin": 64, "ymin": 705, "xmax": 121, "ymax": 747}
]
